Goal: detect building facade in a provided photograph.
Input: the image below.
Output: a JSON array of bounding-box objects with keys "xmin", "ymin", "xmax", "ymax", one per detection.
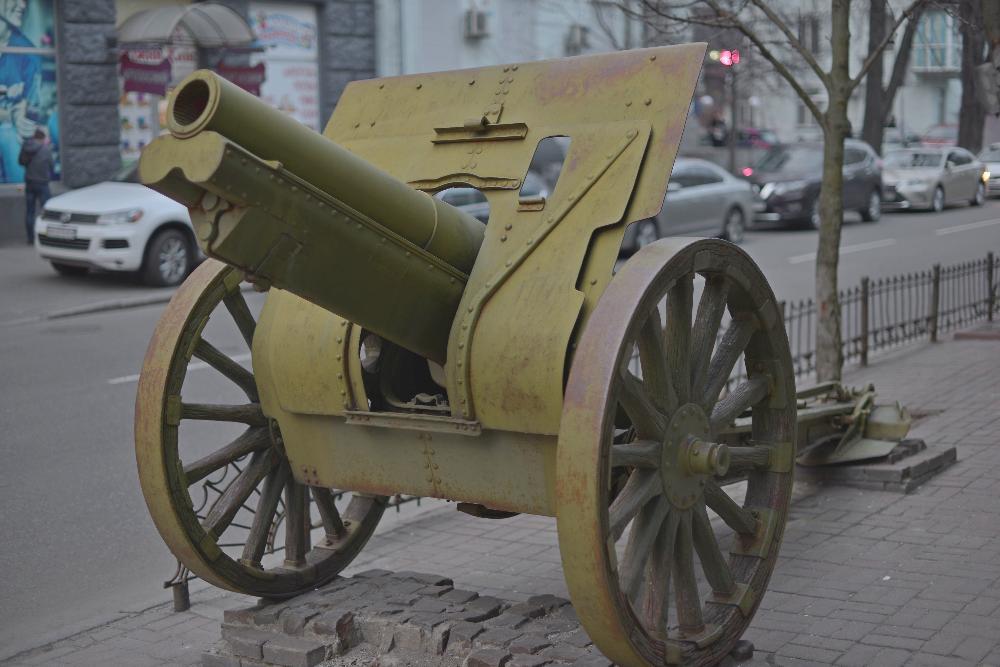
[{"xmin": 373, "ymin": 0, "xmax": 641, "ymax": 77}]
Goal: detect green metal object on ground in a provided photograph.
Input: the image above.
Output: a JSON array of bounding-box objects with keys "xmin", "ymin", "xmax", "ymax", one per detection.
[
  {"xmin": 793, "ymin": 384, "xmax": 912, "ymax": 467},
  {"xmin": 135, "ymin": 46, "xmax": 809, "ymax": 666}
]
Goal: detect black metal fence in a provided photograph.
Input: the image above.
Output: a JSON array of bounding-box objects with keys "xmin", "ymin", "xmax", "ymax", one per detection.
[{"xmin": 781, "ymin": 251, "xmax": 998, "ymax": 379}]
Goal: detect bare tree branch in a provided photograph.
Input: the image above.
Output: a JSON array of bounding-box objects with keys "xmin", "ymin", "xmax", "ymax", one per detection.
[
  {"xmin": 747, "ymin": 0, "xmax": 831, "ymax": 88},
  {"xmin": 590, "ymin": 0, "xmax": 625, "ymax": 51},
  {"xmin": 701, "ymin": 0, "xmax": 826, "ymax": 126},
  {"xmin": 849, "ymin": 0, "xmax": 928, "ymax": 91}
]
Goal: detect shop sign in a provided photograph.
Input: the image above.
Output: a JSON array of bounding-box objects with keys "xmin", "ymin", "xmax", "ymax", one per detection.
[
  {"xmin": 217, "ymin": 62, "xmax": 267, "ymax": 96},
  {"xmin": 0, "ymin": 0, "xmax": 59, "ymax": 183},
  {"xmin": 119, "ymin": 51, "xmax": 172, "ymax": 96}
]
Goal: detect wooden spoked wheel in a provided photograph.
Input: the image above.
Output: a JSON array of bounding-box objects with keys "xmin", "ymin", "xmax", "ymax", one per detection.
[
  {"xmin": 136, "ymin": 259, "xmax": 385, "ymax": 597},
  {"xmin": 557, "ymin": 239, "xmax": 796, "ymax": 666}
]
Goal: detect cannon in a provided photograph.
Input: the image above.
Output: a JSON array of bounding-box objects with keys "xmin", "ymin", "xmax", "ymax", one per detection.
[{"xmin": 136, "ymin": 45, "xmax": 798, "ymax": 666}]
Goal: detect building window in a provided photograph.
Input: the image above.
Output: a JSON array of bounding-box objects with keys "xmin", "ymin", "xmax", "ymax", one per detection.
[
  {"xmin": 797, "ymin": 14, "xmax": 820, "ymax": 55},
  {"xmin": 913, "ymin": 10, "xmax": 961, "ymax": 72},
  {"xmin": 0, "ymin": 0, "xmax": 58, "ymax": 184}
]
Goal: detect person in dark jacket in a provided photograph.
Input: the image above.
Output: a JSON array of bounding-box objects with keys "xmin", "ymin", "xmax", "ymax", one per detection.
[{"xmin": 18, "ymin": 127, "xmax": 52, "ymax": 243}]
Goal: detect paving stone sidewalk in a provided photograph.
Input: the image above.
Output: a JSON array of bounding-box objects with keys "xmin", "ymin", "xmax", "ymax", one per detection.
[{"xmin": 4, "ymin": 326, "xmax": 1000, "ymax": 667}]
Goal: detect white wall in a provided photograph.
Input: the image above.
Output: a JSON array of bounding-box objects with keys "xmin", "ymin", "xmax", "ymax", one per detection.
[{"xmin": 374, "ymin": 0, "xmax": 639, "ymax": 76}]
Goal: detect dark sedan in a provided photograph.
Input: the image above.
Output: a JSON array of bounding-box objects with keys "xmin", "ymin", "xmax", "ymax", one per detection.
[{"xmin": 751, "ymin": 139, "xmax": 883, "ymax": 229}]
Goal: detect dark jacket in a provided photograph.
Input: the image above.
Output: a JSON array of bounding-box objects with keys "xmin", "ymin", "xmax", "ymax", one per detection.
[{"xmin": 18, "ymin": 138, "xmax": 53, "ymax": 185}]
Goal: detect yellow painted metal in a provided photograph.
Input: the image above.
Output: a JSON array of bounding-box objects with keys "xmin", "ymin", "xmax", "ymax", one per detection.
[
  {"xmin": 324, "ymin": 45, "xmax": 704, "ymax": 431},
  {"xmin": 251, "ymin": 288, "xmax": 558, "ymax": 515},
  {"xmin": 139, "ymin": 72, "xmax": 484, "ymax": 363}
]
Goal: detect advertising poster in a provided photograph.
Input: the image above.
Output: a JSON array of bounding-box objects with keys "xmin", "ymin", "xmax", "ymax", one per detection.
[
  {"xmin": 0, "ymin": 0, "xmax": 58, "ymax": 183},
  {"xmin": 250, "ymin": 3, "xmax": 320, "ymax": 130}
]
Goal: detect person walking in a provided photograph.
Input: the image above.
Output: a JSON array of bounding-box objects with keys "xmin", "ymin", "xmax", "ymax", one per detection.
[{"xmin": 18, "ymin": 127, "xmax": 52, "ymax": 244}]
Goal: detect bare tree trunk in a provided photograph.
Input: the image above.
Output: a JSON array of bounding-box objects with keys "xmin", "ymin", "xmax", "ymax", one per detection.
[
  {"xmin": 815, "ymin": 0, "xmax": 852, "ymax": 382},
  {"xmin": 861, "ymin": 0, "xmax": 887, "ymax": 153},
  {"xmin": 882, "ymin": 6, "xmax": 924, "ymax": 126},
  {"xmin": 958, "ymin": 0, "xmax": 986, "ymax": 152}
]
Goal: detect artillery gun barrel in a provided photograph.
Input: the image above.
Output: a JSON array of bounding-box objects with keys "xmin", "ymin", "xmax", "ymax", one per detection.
[{"xmin": 139, "ymin": 70, "xmax": 485, "ymax": 363}]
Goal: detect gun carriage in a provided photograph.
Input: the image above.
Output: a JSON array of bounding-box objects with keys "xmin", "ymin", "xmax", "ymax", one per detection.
[{"xmin": 136, "ymin": 45, "xmax": 800, "ymax": 666}]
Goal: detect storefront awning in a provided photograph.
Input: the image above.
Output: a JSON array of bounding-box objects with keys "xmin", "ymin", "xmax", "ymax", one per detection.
[{"xmin": 118, "ymin": 4, "xmax": 255, "ymax": 49}]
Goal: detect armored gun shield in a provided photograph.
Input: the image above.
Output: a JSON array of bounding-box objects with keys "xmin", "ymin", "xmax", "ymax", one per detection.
[{"xmin": 136, "ymin": 45, "xmax": 796, "ymax": 666}]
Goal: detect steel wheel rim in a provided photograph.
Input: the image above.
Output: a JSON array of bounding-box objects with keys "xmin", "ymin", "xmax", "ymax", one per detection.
[
  {"xmin": 136, "ymin": 259, "xmax": 386, "ymax": 596},
  {"xmin": 557, "ymin": 239, "xmax": 795, "ymax": 666},
  {"xmin": 159, "ymin": 237, "xmax": 188, "ymax": 284}
]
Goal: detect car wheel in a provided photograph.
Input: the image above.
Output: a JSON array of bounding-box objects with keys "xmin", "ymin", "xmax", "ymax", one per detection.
[
  {"xmin": 860, "ymin": 189, "xmax": 881, "ymax": 222},
  {"xmin": 51, "ymin": 261, "xmax": 88, "ymax": 277},
  {"xmin": 143, "ymin": 228, "xmax": 191, "ymax": 287},
  {"xmin": 808, "ymin": 198, "xmax": 821, "ymax": 230},
  {"xmin": 720, "ymin": 207, "xmax": 745, "ymax": 243},
  {"xmin": 634, "ymin": 219, "xmax": 659, "ymax": 251},
  {"xmin": 931, "ymin": 186, "xmax": 945, "ymax": 213},
  {"xmin": 971, "ymin": 182, "xmax": 985, "ymax": 207}
]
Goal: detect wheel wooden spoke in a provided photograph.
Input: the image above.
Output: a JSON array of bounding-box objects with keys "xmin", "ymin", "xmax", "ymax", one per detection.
[
  {"xmin": 664, "ymin": 275, "xmax": 693, "ymax": 405},
  {"xmin": 241, "ymin": 464, "xmax": 287, "ymax": 566},
  {"xmin": 609, "ymin": 469, "xmax": 661, "ymax": 539},
  {"xmin": 700, "ymin": 316, "xmax": 757, "ymax": 411},
  {"xmin": 202, "ymin": 448, "xmax": 276, "ymax": 538},
  {"xmin": 610, "ymin": 440, "xmax": 661, "ymax": 469},
  {"xmin": 690, "ymin": 275, "xmax": 729, "ymax": 395},
  {"xmin": 620, "ymin": 499, "xmax": 670, "ymax": 600},
  {"xmin": 311, "ymin": 487, "xmax": 347, "ymax": 541},
  {"xmin": 183, "ymin": 427, "xmax": 271, "ymax": 486},
  {"xmin": 182, "ymin": 402, "xmax": 267, "ymax": 427},
  {"xmin": 672, "ymin": 510, "xmax": 704, "ymax": 635},
  {"xmin": 223, "ymin": 289, "xmax": 256, "ymax": 349},
  {"xmin": 193, "ymin": 337, "xmax": 258, "ymax": 401},
  {"xmin": 692, "ymin": 502, "xmax": 736, "ymax": 595},
  {"xmin": 643, "ymin": 509, "xmax": 679, "ymax": 633},
  {"xmin": 704, "ymin": 481, "xmax": 757, "ymax": 535},
  {"xmin": 637, "ymin": 309, "xmax": 676, "ymax": 414},
  {"xmin": 283, "ymin": 481, "xmax": 310, "ymax": 566},
  {"xmin": 727, "ymin": 446, "xmax": 772, "ymax": 473},
  {"xmin": 617, "ymin": 368, "xmax": 667, "ymax": 439},
  {"xmin": 709, "ymin": 375, "xmax": 770, "ymax": 433}
]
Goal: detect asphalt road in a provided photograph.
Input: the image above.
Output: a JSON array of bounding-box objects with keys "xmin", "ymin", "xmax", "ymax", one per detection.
[{"xmin": 0, "ymin": 199, "xmax": 997, "ymax": 658}]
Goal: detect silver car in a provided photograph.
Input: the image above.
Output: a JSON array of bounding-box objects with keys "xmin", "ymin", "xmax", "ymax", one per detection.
[
  {"xmin": 882, "ymin": 147, "xmax": 987, "ymax": 212},
  {"xmin": 978, "ymin": 143, "xmax": 1000, "ymax": 197},
  {"xmin": 436, "ymin": 171, "xmax": 549, "ymax": 223},
  {"xmin": 622, "ymin": 158, "xmax": 755, "ymax": 253}
]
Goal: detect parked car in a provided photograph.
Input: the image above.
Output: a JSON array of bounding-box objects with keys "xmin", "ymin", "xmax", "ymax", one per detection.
[
  {"xmin": 751, "ymin": 139, "xmax": 883, "ymax": 229},
  {"xmin": 621, "ymin": 158, "xmax": 755, "ymax": 254},
  {"xmin": 920, "ymin": 125, "xmax": 958, "ymax": 147},
  {"xmin": 978, "ymin": 143, "xmax": 1000, "ymax": 197},
  {"xmin": 436, "ymin": 171, "xmax": 549, "ymax": 224},
  {"xmin": 882, "ymin": 147, "xmax": 987, "ymax": 211},
  {"xmin": 33, "ymin": 163, "xmax": 198, "ymax": 286}
]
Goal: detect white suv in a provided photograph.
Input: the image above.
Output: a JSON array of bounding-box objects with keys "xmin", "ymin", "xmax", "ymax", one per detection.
[{"xmin": 34, "ymin": 164, "xmax": 198, "ymax": 286}]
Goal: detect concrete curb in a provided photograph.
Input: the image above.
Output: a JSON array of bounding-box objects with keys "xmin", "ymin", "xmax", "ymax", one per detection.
[{"xmin": 45, "ymin": 293, "xmax": 176, "ymax": 320}]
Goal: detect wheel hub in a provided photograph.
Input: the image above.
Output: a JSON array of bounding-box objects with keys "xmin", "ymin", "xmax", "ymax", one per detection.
[{"xmin": 659, "ymin": 403, "xmax": 728, "ymax": 509}]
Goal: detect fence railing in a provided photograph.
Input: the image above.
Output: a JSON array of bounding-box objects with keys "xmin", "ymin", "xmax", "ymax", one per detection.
[{"xmin": 781, "ymin": 251, "xmax": 998, "ymax": 379}]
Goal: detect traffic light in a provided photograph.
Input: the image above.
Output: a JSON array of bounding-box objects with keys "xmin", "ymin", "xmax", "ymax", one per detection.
[{"xmin": 719, "ymin": 49, "xmax": 740, "ymax": 67}]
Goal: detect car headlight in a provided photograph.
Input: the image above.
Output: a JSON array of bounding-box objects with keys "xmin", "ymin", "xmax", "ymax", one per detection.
[
  {"xmin": 97, "ymin": 208, "xmax": 144, "ymax": 224},
  {"xmin": 766, "ymin": 180, "xmax": 808, "ymax": 198}
]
